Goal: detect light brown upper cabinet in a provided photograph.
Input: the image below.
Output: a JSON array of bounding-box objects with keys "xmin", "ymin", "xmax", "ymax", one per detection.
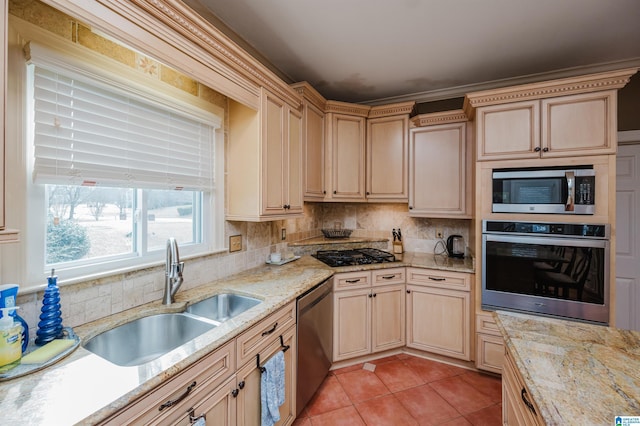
[
  {"xmin": 292, "ymin": 82, "xmax": 326, "ymax": 201},
  {"xmin": 227, "ymin": 88, "xmax": 303, "ymax": 221},
  {"xmin": 408, "ymin": 111, "xmax": 472, "ymax": 218},
  {"xmin": 465, "ymin": 68, "xmax": 639, "ymax": 162},
  {"xmin": 366, "ymin": 104, "xmax": 413, "ymax": 202},
  {"xmin": 324, "ymin": 101, "xmax": 370, "ymax": 202}
]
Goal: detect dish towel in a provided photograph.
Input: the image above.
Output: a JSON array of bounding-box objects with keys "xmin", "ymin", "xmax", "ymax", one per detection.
[{"xmin": 260, "ymin": 350, "xmax": 286, "ymax": 426}]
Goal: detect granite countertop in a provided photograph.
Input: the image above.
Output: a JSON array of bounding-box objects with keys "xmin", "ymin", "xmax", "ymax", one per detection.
[
  {"xmin": 0, "ymin": 256, "xmax": 333, "ymax": 425},
  {"xmin": 0, "ymin": 253, "xmax": 473, "ymax": 425},
  {"xmin": 494, "ymin": 310, "xmax": 640, "ymax": 424}
]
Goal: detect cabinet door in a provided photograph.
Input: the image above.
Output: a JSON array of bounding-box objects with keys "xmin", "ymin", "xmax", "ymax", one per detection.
[
  {"xmin": 409, "ymin": 122, "xmax": 469, "ymax": 217},
  {"xmin": 366, "ymin": 115, "xmax": 409, "ymax": 201},
  {"xmin": 236, "ymin": 325, "xmax": 297, "ymax": 426},
  {"xmin": 262, "ymin": 90, "xmax": 287, "ymax": 215},
  {"xmin": 303, "ymin": 101, "xmax": 325, "ymax": 200},
  {"xmin": 503, "ymin": 349, "xmax": 543, "ymax": 425},
  {"xmin": 476, "ymin": 100, "xmax": 540, "ymax": 161},
  {"xmin": 371, "ymin": 284, "xmax": 405, "ymax": 353},
  {"xmin": 286, "ymin": 106, "xmax": 303, "ymax": 213},
  {"xmin": 541, "ymin": 90, "xmax": 617, "ymax": 157},
  {"xmin": 167, "ymin": 376, "xmax": 237, "ymax": 426},
  {"xmin": 327, "ymin": 113, "xmax": 366, "ymax": 201},
  {"xmin": 333, "ymin": 288, "xmax": 371, "ymax": 361},
  {"xmin": 406, "ymin": 285, "xmax": 471, "ymax": 360}
]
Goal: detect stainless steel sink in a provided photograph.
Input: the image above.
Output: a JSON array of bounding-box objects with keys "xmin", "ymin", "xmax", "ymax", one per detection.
[
  {"xmin": 83, "ymin": 313, "xmax": 216, "ymax": 367},
  {"xmin": 186, "ymin": 293, "xmax": 261, "ymax": 322}
]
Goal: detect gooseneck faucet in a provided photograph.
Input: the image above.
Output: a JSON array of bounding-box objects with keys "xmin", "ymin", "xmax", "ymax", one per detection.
[{"xmin": 162, "ymin": 237, "xmax": 184, "ymax": 305}]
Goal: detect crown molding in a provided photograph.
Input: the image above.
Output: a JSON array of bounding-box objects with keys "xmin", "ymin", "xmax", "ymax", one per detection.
[
  {"xmin": 410, "ymin": 109, "xmax": 468, "ymax": 127},
  {"xmin": 363, "ymin": 58, "xmax": 640, "ymax": 106},
  {"xmin": 368, "ymin": 101, "xmax": 415, "ymax": 119},
  {"xmin": 463, "ymin": 67, "xmax": 638, "ymax": 118},
  {"xmin": 324, "ymin": 100, "xmax": 371, "ymax": 117},
  {"xmin": 291, "ymin": 81, "xmax": 327, "ymax": 111}
]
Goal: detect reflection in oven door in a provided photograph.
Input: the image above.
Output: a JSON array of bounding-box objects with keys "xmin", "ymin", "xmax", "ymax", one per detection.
[{"xmin": 482, "ymin": 234, "xmax": 609, "ymax": 324}]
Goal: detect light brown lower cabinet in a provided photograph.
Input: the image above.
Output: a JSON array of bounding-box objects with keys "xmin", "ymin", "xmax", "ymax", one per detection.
[
  {"xmin": 475, "ymin": 312, "xmax": 504, "ymax": 374},
  {"xmin": 333, "ymin": 269, "xmax": 406, "ymax": 362},
  {"xmin": 99, "ymin": 303, "xmax": 297, "ymax": 426},
  {"xmin": 502, "ymin": 347, "xmax": 543, "ymax": 425},
  {"xmin": 405, "ymin": 268, "xmax": 472, "ymax": 360}
]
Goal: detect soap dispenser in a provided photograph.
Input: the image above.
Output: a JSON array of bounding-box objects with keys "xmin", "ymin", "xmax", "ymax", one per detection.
[{"xmin": 0, "ymin": 307, "xmax": 22, "ymax": 370}]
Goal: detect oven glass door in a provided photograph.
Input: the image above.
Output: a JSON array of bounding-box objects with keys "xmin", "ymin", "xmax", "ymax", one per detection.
[{"xmin": 482, "ymin": 234, "xmax": 609, "ymax": 323}]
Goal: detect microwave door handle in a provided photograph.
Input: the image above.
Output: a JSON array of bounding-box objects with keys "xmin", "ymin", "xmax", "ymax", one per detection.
[{"xmin": 565, "ymin": 171, "xmax": 575, "ymax": 211}]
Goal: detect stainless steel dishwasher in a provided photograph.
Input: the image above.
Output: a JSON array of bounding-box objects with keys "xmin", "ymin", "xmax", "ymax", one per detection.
[{"xmin": 296, "ymin": 278, "xmax": 333, "ymax": 415}]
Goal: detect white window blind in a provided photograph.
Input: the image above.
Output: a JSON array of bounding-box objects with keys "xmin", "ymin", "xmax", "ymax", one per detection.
[{"xmin": 31, "ymin": 65, "xmax": 216, "ymax": 191}]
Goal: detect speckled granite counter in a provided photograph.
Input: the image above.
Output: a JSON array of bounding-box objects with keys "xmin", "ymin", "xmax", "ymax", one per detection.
[
  {"xmin": 494, "ymin": 311, "xmax": 640, "ymax": 424},
  {"xmin": 0, "ymin": 253, "xmax": 473, "ymax": 425},
  {"xmin": 0, "ymin": 256, "xmax": 333, "ymax": 425}
]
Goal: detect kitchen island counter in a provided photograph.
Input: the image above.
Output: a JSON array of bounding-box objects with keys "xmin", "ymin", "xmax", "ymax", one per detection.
[{"xmin": 494, "ymin": 310, "xmax": 640, "ymax": 424}]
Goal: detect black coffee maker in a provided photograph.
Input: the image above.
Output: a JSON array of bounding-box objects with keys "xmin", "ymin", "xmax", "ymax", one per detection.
[{"xmin": 446, "ymin": 235, "xmax": 465, "ymax": 258}]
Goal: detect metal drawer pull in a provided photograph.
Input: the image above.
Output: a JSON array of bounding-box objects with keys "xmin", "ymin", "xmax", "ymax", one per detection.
[
  {"xmin": 428, "ymin": 277, "xmax": 446, "ymax": 281},
  {"xmin": 159, "ymin": 381, "xmax": 196, "ymax": 411},
  {"xmin": 261, "ymin": 322, "xmax": 278, "ymax": 336},
  {"xmin": 521, "ymin": 388, "xmax": 536, "ymax": 415},
  {"xmin": 345, "ymin": 279, "xmax": 361, "ymax": 283},
  {"xmin": 231, "ymin": 388, "xmax": 239, "ymax": 397},
  {"xmin": 381, "ymin": 275, "xmax": 395, "ymax": 279}
]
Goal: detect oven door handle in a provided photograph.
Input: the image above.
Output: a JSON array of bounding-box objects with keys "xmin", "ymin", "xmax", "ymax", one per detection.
[
  {"xmin": 565, "ymin": 171, "xmax": 575, "ymax": 212},
  {"xmin": 482, "ymin": 233, "xmax": 608, "ymax": 248}
]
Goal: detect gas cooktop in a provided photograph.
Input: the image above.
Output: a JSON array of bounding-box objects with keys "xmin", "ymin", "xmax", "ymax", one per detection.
[{"xmin": 313, "ymin": 248, "xmax": 396, "ymax": 267}]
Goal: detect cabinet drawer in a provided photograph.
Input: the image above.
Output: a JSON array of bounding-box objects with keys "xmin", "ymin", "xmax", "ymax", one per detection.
[
  {"xmin": 476, "ymin": 312, "xmax": 501, "ymax": 336},
  {"xmin": 333, "ymin": 271, "xmax": 371, "ymax": 290},
  {"xmin": 372, "ymin": 268, "xmax": 405, "ymax": 286},
  {"xmin": 100, "ymin": 339, "xmax": 235, "ymax": 425},
  {"xmin": 406, "ymin": 267, "xmax": 471, "ymax": 291},
  {"xmin": 236, "ymin": 302, "xmax": 296, "ymax": 367}
]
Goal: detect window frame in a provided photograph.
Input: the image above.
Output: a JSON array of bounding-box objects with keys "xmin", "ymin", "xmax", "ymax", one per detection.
[{"xmin": 14, "ymin": 22, "xmax": 226, "ymax": 288}]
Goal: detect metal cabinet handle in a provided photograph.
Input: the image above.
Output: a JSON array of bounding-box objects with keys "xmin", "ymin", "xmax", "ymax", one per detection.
[
  {"xmin": 406, "ymin": 290, "xmax": 411, "ymax": 294},
  {"xmin": 534, "ymin": 146, "xmax": 541, "ymax": 152},
  {"xmin": 333, "ymin": 190, "xmax": 337, "ymax": 194},
  {"xmin": 231, "ymin": 388, "xmax": 239, "ymax": 398},
  {"xmin": 159, "ymin": 381, "xmax": 196, "ymax": 411},
  {"xmin": 368, "ymin": 293, "xmax": 373, "ymax": 298},
  {"xmin": 238, "ymin": 381, "xmax": 245, "ymax": 389},
  {"xmin": 261, "ymin": 322, "xmax": 278, "ymax": 336},
  {"xmin": 372, "ymin": 293, "xmax": 377, "ymax": 297},
  {"xmin": 381, "ymin": 275, "xmax": 395, "ymax": 280},
  {"xmin": 428, "ymin": 277, "xmax": 446, "ymax": 281},
  {"xmin": 345, "ymin": 279, "xmax": 361, "ymax": 283},
  {"xmin": 542, "ymin": 147, "xmax": 549, "ymax": 152},
  {"xmin": 521, "ymin": 388, "xmax": 536, "ymax": 415}
]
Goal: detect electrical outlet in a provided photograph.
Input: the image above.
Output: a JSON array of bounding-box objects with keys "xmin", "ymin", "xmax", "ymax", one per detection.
[
  {"xmin": 436, "ymin": 229, "xmax": 444, "ymax": 239},
  {"xmin": 229, "ymin": 235, "xmax": 242, "ymax": 252},
  {"xmin": 281, "ymin": 228, "xmax": 287, "ymax": 241}
]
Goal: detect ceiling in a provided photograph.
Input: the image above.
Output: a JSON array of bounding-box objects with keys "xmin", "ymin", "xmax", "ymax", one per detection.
[{"xmin": 183, "ymin": 0, "xmax": 640, "ymax": 104}]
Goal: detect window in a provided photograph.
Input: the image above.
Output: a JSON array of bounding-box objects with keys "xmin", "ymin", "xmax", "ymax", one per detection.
[{"xmin": 23, "ymin": 41, "xmax": 224, "ymax": 284}]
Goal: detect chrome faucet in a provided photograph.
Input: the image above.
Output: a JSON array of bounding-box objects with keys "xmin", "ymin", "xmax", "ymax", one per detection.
[{"xmin": 162, "ymin": 237, "xmax": 184, "ymax": 305}]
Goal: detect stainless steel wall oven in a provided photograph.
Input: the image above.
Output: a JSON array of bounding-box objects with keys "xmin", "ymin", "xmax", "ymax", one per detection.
[{"xmin": 482, "ymin": 220, "xmax": 609, "ymax": 324}]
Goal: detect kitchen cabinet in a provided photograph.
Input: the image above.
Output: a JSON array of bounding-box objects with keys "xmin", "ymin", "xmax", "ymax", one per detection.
[
  {"xmin": 227, "ymin": 88, "xmax": 303, "ymax": 221},
  {"xmin": 503, "ymin": 346, "xmax": 543, "ymax": 425},
  {"xmin": 291, "ymin": 81, "xmax": 326, "ymax": 201},
  {"xmin": 324, "ymin": 101, "xmax": 370, "ymax": 202},
  {"xmin": 405, "ymin": 268, "xmax": 472, "ymax": 360},
  {"xmin": 99, "ymin": 340, "xmax": 237, "ymax": 425},
  {"xmin": 333, "ymin": 269, "xmax": 406, "ymax": 361},
  {"xmin": 408, "ymin": 119, "xmax": 472, "ymax": 218},
  {"xmin": 236, "ymin": 324, "xmax": 296, "ymax": 426},
  {"xmin": 366, "ymin": 109, "xmax": 411, "ymax": 202},
  {"xmin": 466, "ymin": 69, "xmax": 639, "ymax": 162},
  {"xmin": 475, "ymin": 312, "xmax": 504, "ymax": 374}
]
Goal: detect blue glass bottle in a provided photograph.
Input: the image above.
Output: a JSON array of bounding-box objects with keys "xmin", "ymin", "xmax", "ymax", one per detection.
[{"xmin": 35, "ymin": 269, "xmax": 63, "ymax": 346}]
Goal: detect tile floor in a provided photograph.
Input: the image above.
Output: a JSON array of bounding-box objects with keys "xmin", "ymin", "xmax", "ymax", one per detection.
[{"xmin": 293, "ymin": 354, "xmax": 502, "ymax": 426}]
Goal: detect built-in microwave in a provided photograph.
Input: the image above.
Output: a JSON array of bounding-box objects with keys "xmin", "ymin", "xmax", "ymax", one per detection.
[{"xmin": 492, "ymin": 166, "xmax": 595, "ymax": 214}]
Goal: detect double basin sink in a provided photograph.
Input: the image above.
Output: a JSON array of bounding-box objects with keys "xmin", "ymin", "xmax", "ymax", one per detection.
[{"xmin": 83, "ymin": 293, "xmax": 261, "ymax": 367}]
